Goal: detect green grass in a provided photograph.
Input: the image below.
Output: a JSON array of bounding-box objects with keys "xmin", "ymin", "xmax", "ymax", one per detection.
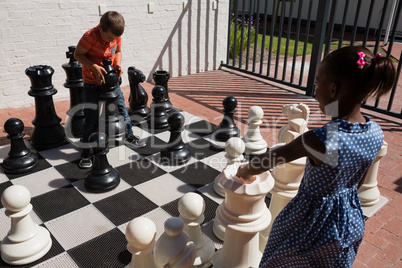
[{"xmin": 255, "ymin": 33, "xmax": 341, "ymax": 57}]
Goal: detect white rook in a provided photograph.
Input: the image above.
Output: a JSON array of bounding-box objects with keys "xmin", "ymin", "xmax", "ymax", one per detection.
[
  {"xmin": 212, "ymin": 166, "xmax": 274, "ymax": 268},
  {"xmin": 1, "ymin": 185, "xmax": 52, "ymax": 265},
  {"xmin": 358, "ymin": 141, "xmax": 388, "ymax": 206},
  {"xmin": 125, "ymin": 217, "xmax": 157, "ymax": 268}
]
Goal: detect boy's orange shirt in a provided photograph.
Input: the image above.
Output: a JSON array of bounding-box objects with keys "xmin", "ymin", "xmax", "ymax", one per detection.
[{"xmin": 78, "ymin": 25, "xmax": 122, "ymax": 85}]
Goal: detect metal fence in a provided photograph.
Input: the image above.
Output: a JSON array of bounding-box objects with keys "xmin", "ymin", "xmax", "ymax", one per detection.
[{"xmin": 222, "ymin": 0, "xmax": 402, "ymax": 118}]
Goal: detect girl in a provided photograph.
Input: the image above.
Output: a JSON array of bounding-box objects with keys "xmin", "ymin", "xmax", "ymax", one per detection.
[{"xmin": 237, "ymin": 45, "xmax": 397, "ymax": 267}]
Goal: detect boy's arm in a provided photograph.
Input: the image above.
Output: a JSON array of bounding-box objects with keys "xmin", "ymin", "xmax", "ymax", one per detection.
[
  {"xmin": 237, "ymin": 130, "xmax": 326, "ymax": 181},
  {"xmin": 114, "ymin": 46, "xmax": 123, "ymax": 79},
  {"xmin": 74, "ymin": 43, "xmax": 107, "ymax": 85}
]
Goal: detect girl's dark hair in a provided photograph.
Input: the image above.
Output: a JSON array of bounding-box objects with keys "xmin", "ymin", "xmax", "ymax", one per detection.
[
  {"xmin": 100, "ymin": 11, "xmax": 125, "ymax": 36},
  {"xmin": 321, "ymin": 45, "xmax": 396, "ymax": 100}
]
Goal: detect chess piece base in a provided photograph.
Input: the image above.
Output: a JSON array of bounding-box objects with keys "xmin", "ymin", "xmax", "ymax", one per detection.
[
  {"xmin": 85, "ymin": 169, "xmax": 120, "ymax": 193},
  {"xmin": 160, "ymin": 147, "xmax": 191, "ymax": 166},
  {"xmin": 2, "ymin": 153, "xmax": 38, "ymax": 174},
  {"xmin": 1, "ymin": 227, "xmax": 52, "ymax": 265},
  {"xmin": 213, "ymin": 175, "xmax": 225, "ymax": 197}
]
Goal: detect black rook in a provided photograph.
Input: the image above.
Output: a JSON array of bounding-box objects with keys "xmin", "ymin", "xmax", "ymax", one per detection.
[{"xmin": 153, "ymin": 70, "xmax": 172, "ymax": 113}]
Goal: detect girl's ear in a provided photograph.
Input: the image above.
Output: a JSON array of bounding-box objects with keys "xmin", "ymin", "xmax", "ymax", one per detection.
[{"xmin": 329, "ymin": 82, "xmax": 338, "ymax": 99}]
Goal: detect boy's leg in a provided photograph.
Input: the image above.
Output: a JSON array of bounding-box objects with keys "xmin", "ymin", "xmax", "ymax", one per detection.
[
  {"xmin": 115, "ymin": 84, "xmax": 133, "ymax": 135},
  {"xmin": 115, "ymin": 84, "xmax": 146, "ymax": 148}
]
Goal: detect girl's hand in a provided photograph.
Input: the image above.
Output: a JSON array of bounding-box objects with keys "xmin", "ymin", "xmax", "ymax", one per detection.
[{"xmin": 236, "ymin": 164, "xmax": 257, "ymax": 184}]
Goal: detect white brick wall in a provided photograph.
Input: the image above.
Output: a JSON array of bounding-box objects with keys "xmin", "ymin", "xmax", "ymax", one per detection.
[{"xmin": 0, "ymin": 0, "xmax": 229, "ymax": 109}]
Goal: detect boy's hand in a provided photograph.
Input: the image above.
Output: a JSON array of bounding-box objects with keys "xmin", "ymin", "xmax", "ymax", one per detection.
[
  {"xmin": 236, "ymin": 164, "xmax": 257, "ymax": 184},
  {"xmin": 92, "ymin": 64, "xmax": 107, "ymax": 85},
  {"xmin": 115, "ymin": 64, "xmax": 123, "ymax": 79}
]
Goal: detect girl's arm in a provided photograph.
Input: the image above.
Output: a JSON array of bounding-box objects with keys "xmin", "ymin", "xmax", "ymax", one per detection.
[{"xmin": 237, "ymin": 130, "xmax": 326, "ymax": 181}]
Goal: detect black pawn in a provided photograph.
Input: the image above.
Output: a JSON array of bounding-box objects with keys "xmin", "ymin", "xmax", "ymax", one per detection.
[
  {"xmin": 26, "ymin": 65, "xmax": 66, "ymax": 150},
  {"xmin": 84, "ymin": 132, "xmax": 120, "ymax": 193},
  {"xmin": 153, "ymin": 70, "xmax": 172, "ymax": 113},
  {"xmin": 99, "ymin": 59, "xmax": 126, "ymax": 139},
  {"xmin": 148, "ymin": 85, "xmax": 169, "ymax": 130},
  {"xmin": 214, "ymin": 96, "xmax": 240, "ymax": 142},
  {"xmin": 62, "ymin": 46, "xmax": 85, "ymax": 139},
  {"xmin": 2, "ymin": 118, "xmax": 38, "ymax": 174},
  {"xmin": 127, "ymin": 66, "xmax": 151, "ymax": 123},
  {"xmin": 160, "ymin": 113, "xmax": 191, "ymax": 166}
]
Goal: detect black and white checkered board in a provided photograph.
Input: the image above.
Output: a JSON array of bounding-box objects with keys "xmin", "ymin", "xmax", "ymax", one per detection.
[{"xmin": 0, "ymin": 110, "xmax": 269, "ymax": 268}]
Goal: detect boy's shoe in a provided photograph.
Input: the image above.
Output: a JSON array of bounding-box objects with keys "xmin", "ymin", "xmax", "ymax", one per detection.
[
  {"xmin": 123, "ymin": 134, "xmax": 146, "ymax": 149},
  {"xmin": 79, "ymin": 157, "xmax": 92, "ymax": 169}
]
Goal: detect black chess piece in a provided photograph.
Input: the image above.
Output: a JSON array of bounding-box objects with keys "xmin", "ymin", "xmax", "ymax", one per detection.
[
  {"xmin": 98, "ymin": 59, "xmax": 126, "ymax": 139},
  {"xmin": 160, "ymin": 113, "xmax": 191, "ymax": 166},
  {"xmin": 127, "ymin": 66, "xmax": 151, "ymax": 123},
  {"xmin": 153, "ymin": 70, "xmax": 172, "ymax": 113},
  {"xmin": 2, "ymin": 118, "xmax": 38, "ymax": 174},
  {"xmin": 214, "ymin": 96, "xmax": 240, "ymax": 142},
  {"xmin": 26, "ymin": 65, "xmax": 66, "ymax": 150},
  {"xmin": 84, "ymin": 132, "xmax": 120, "ymax": 193},
  {"xmin": 62, "ymin": 46, "xmax": 85, "ymax": 139},
  {"xmin": 148, "ymin": 85, "xmax": 169, "ymax": 130}
]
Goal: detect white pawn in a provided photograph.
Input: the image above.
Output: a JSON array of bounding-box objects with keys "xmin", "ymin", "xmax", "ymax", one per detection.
[
  {"xmin": 125, "ymin": 217, "xmax": 157, "ymax": 268},
  {"xmin": 153, "ymin": 217, "xmax": 196, "ymax": 268},
  {"xmin": 213, "ymin": 137, "xmax": 245, "ymax": 241},
  {"xmin": 1, "ymin": 185, "xmax": 52, "ymax": 265},
  {"xmin": 243, "ymin": 106, "xmax": 267, "ymax": 156},
  {"xmin": 178, "ymin": 193, "xmax": 215, "ymax": 268},
  {"xmin": 213, "ymin": 137, "xmax": 245, "ymax": 197}
]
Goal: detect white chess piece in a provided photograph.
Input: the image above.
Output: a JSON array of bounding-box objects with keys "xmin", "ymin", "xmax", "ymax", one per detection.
[
  {"xmin": 153, "ymin": 217, "xmax": 196, "ymax": 268},
  {"xmin": 178, "ymin": 192, "xmax": 215, "ymax": 268},
  {"xmin": 1, "ymin": 185, "xmax": 52, "ymax": 265},
  {"xmin": 125, "ymin": 217, "xmax": 157, "ymax": 268},
  {"xmin": 358, "ymin": 140, "xmax": 387, "ymax": 206},
  {"xmin": 213, "ymin": 137, "xmax": 245, "ymax": 241},
  {"xmin": 213, "ymin": 137, "xmax": 245, "ymax": 197},
  {"xmin": 260, "ymin": 117, "xmax": 308, "ymax": 251},
  {"xmin": 277, "ymin": 103, "xmax": 309, "ymax": 143},
  {"xmin": 212, "ymin": 163, "xmax": 274, "ymax": 268},
  {"xmin": 243, "ymin": 106, "xmax": 267, "ymax": 156}
]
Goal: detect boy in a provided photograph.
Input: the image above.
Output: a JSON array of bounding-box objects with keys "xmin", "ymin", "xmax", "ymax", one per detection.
[{"xmin": 74, "ymin": 11, "xmax": 145, "ymax": 169}]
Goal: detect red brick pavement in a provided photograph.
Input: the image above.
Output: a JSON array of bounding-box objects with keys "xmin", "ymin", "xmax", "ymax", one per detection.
[{"xmin": 0, "ymin": 68, "xmax": 400, "ymax": 267}]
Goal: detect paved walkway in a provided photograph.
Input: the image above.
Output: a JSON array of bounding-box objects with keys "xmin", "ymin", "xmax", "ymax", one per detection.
[{"xmin": 0, "ymin": 68, "xmax": 401, "ymax": 267}]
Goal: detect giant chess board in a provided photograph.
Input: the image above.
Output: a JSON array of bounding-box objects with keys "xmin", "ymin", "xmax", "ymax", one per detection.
[
  {"xmin": 0, "ymin": 108, "xmax": 381, "ymax": 267},
  {"xmin": 0, "ymin": 109, "xmax": 268, "ymax": 267}
]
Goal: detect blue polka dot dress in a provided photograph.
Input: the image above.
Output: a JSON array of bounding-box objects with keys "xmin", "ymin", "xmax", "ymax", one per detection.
[{"xmin": 259, "ymin": 116, "xmax": 384, "ymax": 268}]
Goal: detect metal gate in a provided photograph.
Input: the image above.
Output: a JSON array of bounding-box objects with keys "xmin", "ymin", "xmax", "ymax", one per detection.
[{"xmin": 222, "ymin": 0, "xmax": 402, "ymax": 118}]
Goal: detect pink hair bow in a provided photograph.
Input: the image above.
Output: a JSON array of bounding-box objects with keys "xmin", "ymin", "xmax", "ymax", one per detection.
[
  {"xmin": 373, "ymin": 53, "xmax": 382, "ymax": 63},
  {"xmin": 356, "ymin": 52, "xmax": 366, "ymax": 69}
]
